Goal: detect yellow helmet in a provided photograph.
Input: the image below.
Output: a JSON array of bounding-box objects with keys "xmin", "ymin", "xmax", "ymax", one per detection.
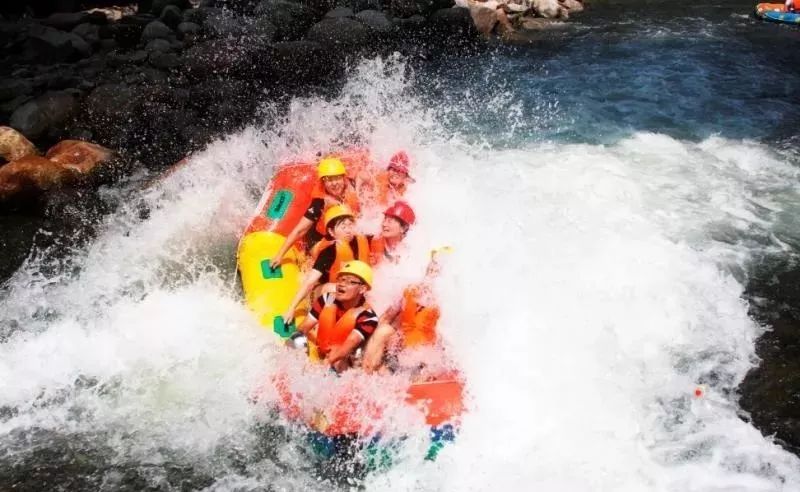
[
  {"xmin": 317, "ymin": 157, "xmax": 346, "ymax": 178},
  {"xmin": 338, "ymin": 260, "xmax": 373, "ymax": 289},
  {"xmin": 323, "ymin": 204, "xmax": 354, "ymax": 229}
]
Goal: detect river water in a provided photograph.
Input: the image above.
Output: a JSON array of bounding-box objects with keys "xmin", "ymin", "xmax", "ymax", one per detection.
[{"xmin": 2, "ymin": 1, "xmax": 800, "ymax": 490}]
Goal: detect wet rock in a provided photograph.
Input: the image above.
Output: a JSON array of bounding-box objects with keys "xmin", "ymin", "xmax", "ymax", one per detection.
[
  {"xmin": 428, "ymin": 7, "xmax": 476, "ymax": 37},
  {"xmin": 391, "ymin": 0, "xmax": 451, "ymax": 18},
  {"xmin": 466, "ymin": 3, "xmax": 497, "ymax": 35},
  {"xmin": 0, "ymin": 155, "xmax": 73, "ymax": 202},
  {"xmin": 0, "ymin": 79, "xmax": 34, "ymax": 102},
  {"xmin": 45, "ymin": 140, "xmax": 113, "ymax": 174},
  {"xmin": 149, "ymin": 51, "xmax": 181, "ymax": 69},
  {"xmin": 356, "ymin": 10, "xmax": 393, "ymax": 33},
  {"xmin": 559, "ymin": 0, "xmax": 583, "ymax": 13},
  {"xmin": 183, "ymin": 7, "xmax": 207, "ymax": 24},
  {"xmin": 160, "ymin": 5, "xmax": 184, "ymax": 28},
  {"xmin": 519, "ymin": 16, "xmax": 568, "ymax": 30},
  {"xmin": 533, "ymin": 0, "xmax": 560, "ymax": 18},
  {"xmin": 305, "ymin": 18, "xmax": 372, "ymax": 48},
  {"xmin": 0, "ymin": 126, "xmax": 39, "ymax": 162},
  {"xmin": 326, "ymin": 6, "xmax": 355, "ymax": 18},
  {"xmin": 145, "ymin": 38, "xmax": 172, "ymax": 52},
  {"xmin": 42, "ymin": 12, "xmax": 90, "ymax": 31},
  {"xmin": 141, "ymin": 20, "xmax": 173, "ymax": 40},
  {"xmin": 25, "ymin": 24, "xmax": 91, "ymax": 62},
  {"xmin": 72, "ymin": 23, "xmax": 100, "ymax": 45},
  {"xmin": 253, "ymin": 0, "xmax": 315, "ymax": 40},
  {"xmin": 10, "ymin": 91, "xmax": 79, "ymax": 140},
  {"xmin": 151, "ymin": 0, "xmax": 191, "ymax": 16},
  {"xmin": 177, "ymin": 21, "xmax": 201, "ymax": 36}
]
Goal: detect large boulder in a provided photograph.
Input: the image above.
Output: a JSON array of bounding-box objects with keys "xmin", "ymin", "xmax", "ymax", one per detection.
[
  {"xmin": 559, "ymin": 0, "xmax": 583, "ymax": 13},
  {"xmin": 41, "ymin": 12, "xmax": 91, "ymax": 31},
  {"xmin": 253, "ymin": 0, "xmax": 315, "ymax": 40},
  {"xmin": 0, "ymin": 126, "xmax": 39, "ymax": 162},
  {"xmin": 0, "ymin": 155, "xmax": 73, "ymax": 202},
  {"xmin": 305, "ymin": 18, "xmax": 371, "ymax": 48},
  {"xmin": 355, "ymin": 10, "xmax": 393, "ymax": 33},
  {"xmin": 25, "ymin": 24, "xmax": 91, "ymax": 62},
  {"xmin": 141, "ymin": 20, "xmax": 173, "ymax": 40},
  {"xmin": 532, "ymin": 0, "xmax": 560, "ymax": 18},
  {"xmin": 160, "ymin": 5, "xmax": 184, "ymax": 28},
  {"xmin": 45, "ymin": 140, "xmax": 113, "ymax": 173},
  {"xmin": 72, "ymin": 23, "xmax": 100, "ymax": 45},
  {"xmin": 9, "ymin": 91, "xmax": 79, "ymax": 140}
]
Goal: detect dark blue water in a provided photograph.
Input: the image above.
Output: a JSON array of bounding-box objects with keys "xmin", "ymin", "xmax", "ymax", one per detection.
[{"xmin": 419, "ymin": 0, "xmax": 800, "ymax": 147}]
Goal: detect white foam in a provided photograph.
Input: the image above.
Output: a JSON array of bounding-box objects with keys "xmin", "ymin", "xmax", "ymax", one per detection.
[{"xmin": 1, "ymin": 57, "xmax": 799, "ymax": 490}]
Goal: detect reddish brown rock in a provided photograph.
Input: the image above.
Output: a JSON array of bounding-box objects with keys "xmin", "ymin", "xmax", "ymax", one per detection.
[
  {"xmin": 0, "ymin": 126, "xmax": 39, "ymax": 163},
  {"xmin": 0, "ymin": 155, "xmax": 73, "ymax": 201},
  {"xmin": 45, "ymin": 140, "xmax": 113, "ymax": 173}
]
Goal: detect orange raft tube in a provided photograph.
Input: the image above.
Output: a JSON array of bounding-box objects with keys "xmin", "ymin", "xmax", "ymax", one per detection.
[{"xmin": 272, "ymin": 370, "xmax": 465, "ymax": 437}]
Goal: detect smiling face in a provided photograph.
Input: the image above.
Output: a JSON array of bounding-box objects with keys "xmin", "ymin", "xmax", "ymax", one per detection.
[
  {"xmin": 335, "ymin": 273, "xmax": 367, "ymax": 302},
  {"xmin": 381, "ymin": 215, "xmax": 406, "ymax": 240},
  {"xmin": 387, "ymin": 169, "xmax": 407, "ymax": 189},
  {"xmin": 322, "ymin": 174, "xmax": 346, "ymax": 196},
  {"xmin": 329, "ymin": 216, "xmax": 355, "ymax": 242}
]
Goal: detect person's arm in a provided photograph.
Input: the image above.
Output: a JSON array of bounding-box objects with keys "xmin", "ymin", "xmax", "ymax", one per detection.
[
  {"xmin": 361, "ymin": 323, "xmax": 395, "ymax": 373},
  {"xmin": 295, "ymin": 316, "xmax": 317, "ymax": 337},
  {"xmin": 325, "ymin": 330, "xmax": 364, "ymax": 367},
  {"xmin": 281, "ymin": 269, "xmax": 322, "ymax": 324},
  {"xmin": 270, "ymin": 217, "xmax": 314, "ymax": 270}
]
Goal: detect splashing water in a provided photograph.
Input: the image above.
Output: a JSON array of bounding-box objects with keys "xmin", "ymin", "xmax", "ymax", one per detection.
[{"xmin": 2, "ymin": 52, "xmax": 800, "ymax": 490}]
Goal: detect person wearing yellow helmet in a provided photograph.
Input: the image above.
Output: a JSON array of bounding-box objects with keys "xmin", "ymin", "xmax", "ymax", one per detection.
[
  {"xmin": 292, "ymin": 260, "xmax": 379, "ymax": 372},
  {"xmin": 269, "ymin": 157, "xmax": 361, "ymax": 270},
  {"xmin": 280, "ymin": 204, "xmax": 370, "ymax": 326}
]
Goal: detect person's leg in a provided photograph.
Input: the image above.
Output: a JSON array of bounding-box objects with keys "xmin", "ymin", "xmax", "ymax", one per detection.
[{"xmin": 361, "ymin": 323, "xmax": 396, "ymax": 373}]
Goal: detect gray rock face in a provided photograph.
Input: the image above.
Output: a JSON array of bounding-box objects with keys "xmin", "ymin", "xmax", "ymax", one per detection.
[
  {"xmin": 10, "ymin": 91, "xmax": 79, "ymax": 140},
  {"xmin": 145, "ymin": 38, "xmax": 172, "ymax": 52},
  {"xmin": 26, "ymin": 24, "xmax": 91, "ymax": 62},
  {"xmin": 355, "ymin": 10, "xmax": 393, "ymax": 33},
  {"xmin": 160, "ymin": 5, "xmax": 184, "ymax": 28},
  {"xmin": 141, "ymin": 20, "xmax": 173, "ymax": 40}
]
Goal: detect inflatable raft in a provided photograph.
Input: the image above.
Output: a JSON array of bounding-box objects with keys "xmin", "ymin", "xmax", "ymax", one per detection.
[
  {"xmin": 755, "ymin": 3, "xmax": 800, "ymax": 24},
  {"xmin": 239, "ymin": 152, "xmax": 465, "ymax": 457}
]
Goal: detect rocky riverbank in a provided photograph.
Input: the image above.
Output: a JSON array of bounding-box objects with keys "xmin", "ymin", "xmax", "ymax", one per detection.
[{"xmin": 0, "ymin": 0, "xmax": 483, "ymax": 196}]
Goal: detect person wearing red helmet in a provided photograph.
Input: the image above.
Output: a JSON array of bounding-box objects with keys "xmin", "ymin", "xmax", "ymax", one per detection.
[
  {"xmin": 364, "ymin": 151, "xmax": 416, "ymax": 206},
  {"xmin": 367, "ymin": 200, "xmax": 416, "ymax": 266}
]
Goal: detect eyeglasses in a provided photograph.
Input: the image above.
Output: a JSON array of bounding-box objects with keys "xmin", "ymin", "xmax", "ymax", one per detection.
[{"xmin": 336, "ymin": 278, "xmax": 364, "ymax": 287}]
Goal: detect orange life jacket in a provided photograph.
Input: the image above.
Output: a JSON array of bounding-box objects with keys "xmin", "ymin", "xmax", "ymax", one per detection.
[
  {"xmin": 315, "ymin": 294, "xmax": 369, "ymax": 355},
  {"xmin": 311, "ymin": 235, "xmax": 370, "ymax": 281},
  {"xmin": 369, "ymin": 236, "xmax": 387, "ymax": 266},
  {"xmin": 375, "ymin": 171, "xmax": 406, "ymax": 207},
  {"xmin": 399, "ymin": 285, "xmax": 439, "ymax": 348},
  {"xmin": 311, "ymin": 181, "xmax": 361, "ymax": 235}
]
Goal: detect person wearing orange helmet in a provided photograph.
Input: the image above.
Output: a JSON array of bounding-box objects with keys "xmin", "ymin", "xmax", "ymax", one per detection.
[
  {"xmin": 291, "ymin": 261, "xmax": 379, "ymax": 372},
  {"xmin": 270, "ymin": 157, "xmax": 360, "ymax": 270},
  {"xmin": 367, "ymin": 200, "xmax": 416, "ymax": 266},
  {"xmin": 281, "ymin": 205, "xmax": 370, "ymax": 326}
]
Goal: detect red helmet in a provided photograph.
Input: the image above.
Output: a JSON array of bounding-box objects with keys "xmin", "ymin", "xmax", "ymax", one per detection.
[
  {"xmin": 387, "ymin": 151, "xmax": 414, "ymax": 181},
  {"xmin": 384, "ymin": 200, "xmax": 416, "ymax": 226}
]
